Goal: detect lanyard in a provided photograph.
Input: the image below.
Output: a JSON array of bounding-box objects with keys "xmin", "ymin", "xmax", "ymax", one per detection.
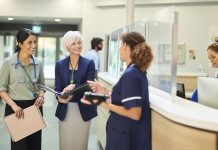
[
  {"xmin": 16, "ymin": 53, "xmax": 38, "ymax": 98},
  {"xmin": 16, "ymin": 53, "xmax": 37, "ymax": 84},
  {"xmin": 69, "ymin": 59, "xmax": 79, "ymax": 84}
]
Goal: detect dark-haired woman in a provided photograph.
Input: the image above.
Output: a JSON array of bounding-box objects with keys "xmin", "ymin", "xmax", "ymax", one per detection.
[
  {"xmin": 0, "ymin": 28, "xmax": 45, "ymax": 150},
  {"xmin": 82, "ymin": 32, "xmax": 153, "ymax": 150}
]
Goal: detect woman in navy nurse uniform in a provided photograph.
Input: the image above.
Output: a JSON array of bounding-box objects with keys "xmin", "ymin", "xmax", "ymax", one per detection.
[
  {"xmin": 82, "ymin": 32, "xmax": 153, "ymax": 150},
  {"xmin": 55, "ymin": 31, "xmax": 97, "ymax": 150}
]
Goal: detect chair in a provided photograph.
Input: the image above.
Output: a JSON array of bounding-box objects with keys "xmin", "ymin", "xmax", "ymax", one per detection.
[{"xmin": 191, "ymin": 89, "xmax": 198, "ymax": 102}]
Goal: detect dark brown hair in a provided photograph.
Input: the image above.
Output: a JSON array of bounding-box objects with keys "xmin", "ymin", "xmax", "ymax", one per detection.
[
  {"xmin": 15, "ymin": 28, "xmax": 35, "ymax": 53},
  {"xmin": 121, "ymin": 32, "xmax": 153, "ymax": 72},
  {"xmin": 207, "ymin": 38, "xmax": 218, "ymax": 53}
]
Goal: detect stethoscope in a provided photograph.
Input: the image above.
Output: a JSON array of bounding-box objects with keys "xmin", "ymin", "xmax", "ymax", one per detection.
[{"xmin": 15, "ymin": 52, "xmax": 37, "ymax": 84}]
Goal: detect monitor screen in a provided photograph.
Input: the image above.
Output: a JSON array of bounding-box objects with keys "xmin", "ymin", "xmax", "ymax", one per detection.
[
  {"xmin": 176, "ymin": 82, "xmax": 186, "ymax": 98},
  {"xmin": 198, "ymin": 77, "xmax": 218, "ymax": 109}
]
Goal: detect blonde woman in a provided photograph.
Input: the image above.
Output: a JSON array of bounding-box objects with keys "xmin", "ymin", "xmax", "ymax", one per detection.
[{"xmin": 55, "ymin": 31, "xmax": 97, "ymax": 150}]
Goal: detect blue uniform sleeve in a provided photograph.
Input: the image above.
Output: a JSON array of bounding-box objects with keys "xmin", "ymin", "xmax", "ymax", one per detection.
[{"xmin": 120, "ymin": 71, "xmax": 142, "ymax": 108}]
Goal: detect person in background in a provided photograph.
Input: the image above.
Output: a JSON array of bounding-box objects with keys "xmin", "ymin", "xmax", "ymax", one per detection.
[
  {"xmin": 55, "ymin": 31, "xmax": 97, "ymax": 150},
  {"xmin": 84, "ymin": 37, "xmax": 103, "ymax": 78},
  {"xmin": 207, "ymin": 39, "xmax": 218, "ymax": 76},
  {"xmin": 82, "ymin": 32, "xmax": 153, "ymax": 150},
  {"xmin": 0, "ymin": 28, "xmax": 45, "ymax": 150},
  {"xmin": 191, "ymin": 40, "xmax": 218, "ymax": 101}
]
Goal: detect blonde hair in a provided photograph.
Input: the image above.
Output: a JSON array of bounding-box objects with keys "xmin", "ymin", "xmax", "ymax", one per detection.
[{"xmin": 62, "ymin": 31, "xmax": 82, "ymax": 51}]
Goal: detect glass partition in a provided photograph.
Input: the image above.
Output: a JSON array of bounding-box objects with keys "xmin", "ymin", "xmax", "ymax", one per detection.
[
  {"xmin": 146, "ymin": 7, "xmax": 178, "ymax": 98},
  {"xmin": 107, "ymin": 30, "xmax": 121, "ymax": 77},
  {"xmin": 106, "ymin": 7, "xmax": 178, "ymax": 98}
]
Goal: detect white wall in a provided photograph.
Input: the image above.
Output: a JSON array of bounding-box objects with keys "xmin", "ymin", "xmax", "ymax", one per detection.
[
  {"xmin": 82, "ymin": 1, "xmax": 218, "ymax": 73},
  {"xmin": 134, "ymin": 5, "xmax": 218, "ymax": 73},
  {"xmin": 0, "ymin": 0, "xmax": 82, "ymax": 18},
  {"xmin": 81, "ymin": 0, "xmax": 126, "ymax": 71}
]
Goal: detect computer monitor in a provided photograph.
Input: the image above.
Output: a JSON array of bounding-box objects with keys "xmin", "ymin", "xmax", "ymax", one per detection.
[
  {"xmin": 198, "ymin": 77, "xmax": 218, "ymax": 109},
  {"xmin": 159, "ymin": 80, "xmax": 186, "ymax": 98},
  {"xmin": 176, "ymin": 82, "xmax": 186, "ymax": 98}
]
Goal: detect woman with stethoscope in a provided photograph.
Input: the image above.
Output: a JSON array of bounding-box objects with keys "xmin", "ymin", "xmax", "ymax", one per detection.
[{"xmin": 0, "ymin": 28, "xmax": 45, "ymax": 150}]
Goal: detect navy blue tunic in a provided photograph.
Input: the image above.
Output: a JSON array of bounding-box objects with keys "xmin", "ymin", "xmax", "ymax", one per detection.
[{"xmin": 106, "ymin": 65, "xmax": 151, "ymax": 150}]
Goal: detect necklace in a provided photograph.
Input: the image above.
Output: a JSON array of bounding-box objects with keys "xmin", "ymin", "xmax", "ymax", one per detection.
[{"xmin": 69, "ymin": 59, "xmax": 79, "ymax": 84}]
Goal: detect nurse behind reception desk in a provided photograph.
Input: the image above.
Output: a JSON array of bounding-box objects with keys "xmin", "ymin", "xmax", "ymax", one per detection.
[
  {"xmin": 191, "ymin": 40, "xmax": 218, "ymax": 101},
  {"xmin": 207, "ymin": 40, "xmax": 218, "ymax": 70},
  {"xmin": 82, "ymin": 32, "xmax": 153, "ymax": 150}
]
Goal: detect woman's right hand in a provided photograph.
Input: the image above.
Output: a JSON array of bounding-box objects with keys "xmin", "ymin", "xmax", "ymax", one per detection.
[
  {"xmin": 11, "ymin": 104, "xmax": 24, "ymax": 119},
  {"xmin": 63, "ymin": 84, "xmax": 75, "ymax": 93},
  {"xmin": 87, "ymin": 79, "xmax": 107, "ymax": 94},
  {"xmin": 58, "ymin": 95, "xmax": 73, "ymax": 104},
  {"xmin": 57, "ymin": 84, "xmax": 75, "ymax": 104}
]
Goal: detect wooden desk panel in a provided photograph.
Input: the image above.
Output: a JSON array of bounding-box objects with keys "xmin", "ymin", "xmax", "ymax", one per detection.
[{"xmin": 152, "ymin": 110, "xmax": 217, "ymax": 150}]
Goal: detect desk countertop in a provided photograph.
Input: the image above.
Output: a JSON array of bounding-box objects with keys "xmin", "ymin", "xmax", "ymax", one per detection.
[
  {"xmin": 149, "ymin": 86, "xmax": 218, "ymax": 132},
  {"xmin": 98, "ymin": 72, "xmax": 218, "ymax": 132}
]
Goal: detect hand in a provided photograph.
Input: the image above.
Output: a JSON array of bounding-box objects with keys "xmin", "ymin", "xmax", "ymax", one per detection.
[
  {"xmin": 11, "ymin": 104, "xmax": 24, "ymax": 119},
  {"xmin": 63, "ymin": 84, "xmax": 75, "ymax": 93},
  {"xmin": 87, "ymin": 79, "xmax": 106, "ymax": 94},
  {"xmin": 81, "ymin": 97, "xmax": 100, "ymax": 105},
  {"xmin": 58, "ymin": 95, "xmax": 73, "ymax": 104},
  {"xmin": 34, "ymin": 96, "xmax": 44, "ymax": 108}
]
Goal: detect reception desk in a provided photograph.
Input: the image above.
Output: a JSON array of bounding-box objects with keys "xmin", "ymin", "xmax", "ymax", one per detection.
[{"xmin": 97, "ymin": 72, "xmax": 218, "ymax": 150}]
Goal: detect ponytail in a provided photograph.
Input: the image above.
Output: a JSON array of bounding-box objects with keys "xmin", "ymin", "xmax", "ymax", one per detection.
[
  {"xmin": 15, "ymin": 45, "xmax": 21, "ymax": 53},
  {"xmin": 131, "ymin": 42, "xmax": 153, "ymax": 72}
]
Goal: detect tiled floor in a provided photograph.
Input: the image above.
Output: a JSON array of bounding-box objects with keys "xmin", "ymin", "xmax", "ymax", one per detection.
[{"xmin": 0, "ymin": 92, "xmax": 102, "ymax": 150}]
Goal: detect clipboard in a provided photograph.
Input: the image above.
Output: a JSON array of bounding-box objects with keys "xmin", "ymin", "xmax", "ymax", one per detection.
[
  {"xmin": 4, "ymin": 105, "xmax": 46, "ymax": 142},
  {"xmin": 37, "ymin": 83, "xmax": 91, "ymax": 99}
]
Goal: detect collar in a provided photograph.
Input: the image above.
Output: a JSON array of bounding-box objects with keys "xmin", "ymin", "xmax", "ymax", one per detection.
[
  {"xmin": 11, "ymin": 52, "xmax": 40, "ymax": 65},
  {"xmin": 127, "ymin": 63, "xmax": 135, "ymax": 68}
]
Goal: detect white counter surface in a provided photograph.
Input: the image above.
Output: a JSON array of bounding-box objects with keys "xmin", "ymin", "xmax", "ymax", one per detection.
[
  {"xmin": 149, "ymin": 86, "xmax": 218, "ymax": 132},
  {"xmin": 98, "ymin": 72, "xmax": 218, "ymax": 132},
  {"xmin": 177, "ymin": 72, "xmax": 208, "ymax": 77}
]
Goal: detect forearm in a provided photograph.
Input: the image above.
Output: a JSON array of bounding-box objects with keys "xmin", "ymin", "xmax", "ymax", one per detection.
[
  {"xmin": 103, "ymin": 87, "xmax": 111, "ymax": 95},
  {"xmin": 100, "ymin": 102, "xmax": 142, "ymax": 120},
  {"xmin": 38, "ymin": 90, "xmax": 45, "ymax": 98},
  {"xmin": 0, "ymin": 91, "xmax": 17, "ymax": 107}
]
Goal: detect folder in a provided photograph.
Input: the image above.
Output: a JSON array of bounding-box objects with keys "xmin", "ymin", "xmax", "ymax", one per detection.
[
  {"xmin": 4, "ymin": 105, "xmax": 46, "ymax": 142},
  {"xmin": 37, "ymin": 83, "xmax": 91, "ymax": 99}
]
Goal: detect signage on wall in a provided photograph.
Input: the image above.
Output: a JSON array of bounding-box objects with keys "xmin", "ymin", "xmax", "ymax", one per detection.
[{"xmin": 32, "ymin": 26, "xmax": 41, "ymax": 34}]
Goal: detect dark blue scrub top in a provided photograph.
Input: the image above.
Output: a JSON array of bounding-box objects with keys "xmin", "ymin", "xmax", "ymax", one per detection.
[{"xmin": 106, "ymin": 64, "xmax": 151, "ymax": 150}]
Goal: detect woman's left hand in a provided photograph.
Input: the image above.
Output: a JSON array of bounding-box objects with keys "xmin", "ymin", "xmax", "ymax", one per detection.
[
  {"xmin": 34, "ymin": 96, "xmax": 44, "ymax": 107},
  {"xmin": 81, "ymin": 97, "xmax": 108, "ymax": 106}
]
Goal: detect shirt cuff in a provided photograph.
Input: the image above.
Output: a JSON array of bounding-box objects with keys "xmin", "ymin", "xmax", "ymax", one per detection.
[{"xmin": 121, "ymin": 96, "xmax": 142, "ymax": 108}]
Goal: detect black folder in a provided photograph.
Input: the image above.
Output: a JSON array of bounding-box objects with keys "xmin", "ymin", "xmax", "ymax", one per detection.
[{"xmin": 38, "ymin": 83, "xmax": 91, "ymax": 99}]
